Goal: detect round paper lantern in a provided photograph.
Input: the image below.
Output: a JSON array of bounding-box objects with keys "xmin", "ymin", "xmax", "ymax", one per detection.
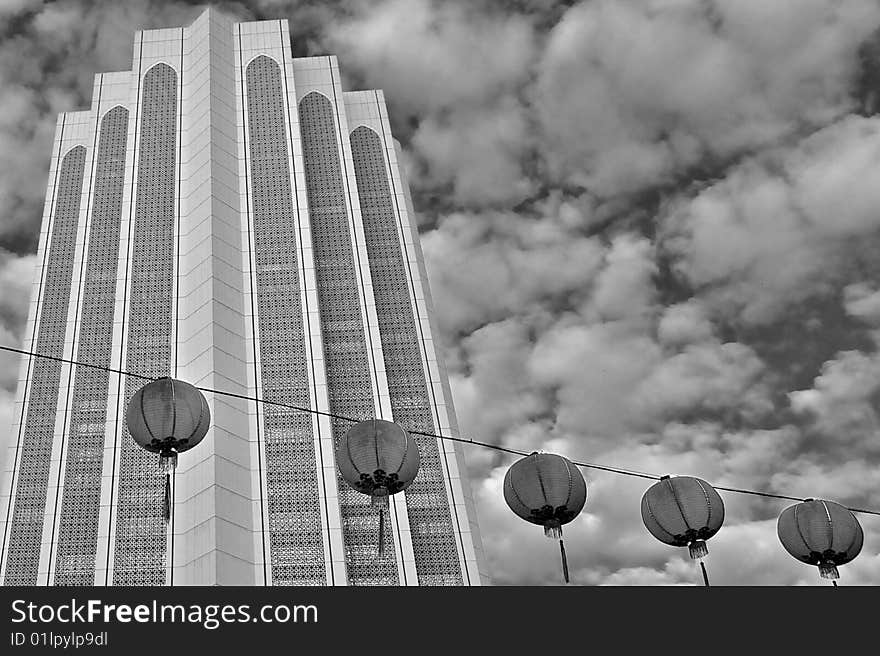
[
  {"xmin": 337, "ymin": 419, "xmax": 420, "ymax": 556},
  {"xmin": 503, "ymin": 452, "xmax": 587, "ymax": 583},
  {"xmin": 127, "ymin": 377, "xmax": 210, "ymax": 520},
  {"xmin": 337, "ymin": 419, "xmax": 420, "ymax": 501},
  {"xmin": 777, "ymin": 498, "xmax": 863, "ymax": 581},
  {"xmin": 504, "ymin": 452, "xmax": 587, "ymax": 537},
  {"xmin": 127, "ymin": 377, "xmax": 210, "ymax": 471},
  {"xmin": 641, "ymin": 475, "xmax": 725, "ymax": 561}
]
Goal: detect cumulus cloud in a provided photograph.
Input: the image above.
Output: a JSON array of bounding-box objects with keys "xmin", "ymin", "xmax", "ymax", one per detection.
[
  {"xmin": 421, "ymin": 209, "xmax": 605, "ymax": 337},
  {"xmin": 789, "ymin": 349, "xmax": 880, "ymax": 452},
  {"xmin": 410, "ymin": 98, "xmax": 536, "ymax": 206},
  {"xmin": 844, "ymin": 283, "xmax": 880, "ymax": 325},
  {"xmin": 327, "ymin": 0, "xmax": 535, "ymax": 115},
  {"xmin": 0, "ymin": 0, "xmax": 41, "ymax": 19},
  {"xmin": 326, "ymin": 0, "xmax": 538, "ymax": 207},
  {"xmin": 662, "ymin": 160, "xmax": 820, "ymax": 324},
  {"xmin": 528, "ymin": 321, "xmax": 661, "ymax": 438},
  {"xmin": 586, "ymin": 234, "xmax": 657, "ymax": 322},
  {"xmin": 532, "ymin": 0, "xmax": 879, "ymax": 197},
  {"xmin": 662, "ymin": 115, "xmax": 880, "ymax": 324},
  {"xmin": 0, "ymin": 250, "xmax": 33, "ymax": 390},
  {"xmin": 450, "ymin": 320, "xmax": 551, "ymax": 452},
  {"xmin": 0, "ymin": 249, "xmax": 33, "ymax": 473},
  {"xmin": 657, "ymin": 301, "xmax": 714, "ymax": 346},
  {"xmin": 633, "ymin": 341, "xmax": 772, "ymax": 425}
]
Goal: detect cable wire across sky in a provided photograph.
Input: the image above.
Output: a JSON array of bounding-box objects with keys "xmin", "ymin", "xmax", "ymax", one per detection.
[{"xmin": 2, "ymin": 342, "xmax": 879, "ymax": 518}]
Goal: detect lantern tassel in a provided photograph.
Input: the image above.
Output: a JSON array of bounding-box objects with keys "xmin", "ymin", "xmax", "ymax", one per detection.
[
  {"xmin": 559, "ymin": 538, "xmax": 570, "ymax": 584},
  {"xmin": 164, "ymin": 473, "xmax": 172, "ymax": 522},
  {"xmin": 372, "ymin": 494, "xmax": 389, "ymax": 559},
  {"xmin": 378, "ymin": 507, "xmax": 385, "ymax": 558},
  {"xmin": 699, "ymin": 559, "xmax": 710, "ymax": 587},
  {"xmin": 819, "ymin": 563, "xmax": 839, "ymax": 580}
]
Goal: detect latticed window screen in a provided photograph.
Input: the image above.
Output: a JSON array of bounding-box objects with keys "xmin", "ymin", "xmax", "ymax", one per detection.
[
  {"xmin": 299, "ymin": 92, "xmax": 399, "ymax": 585},
  {"xmin": 351, "ymin": 126, "xmax": 463, "ymax": 585},
  {"xmin": 55, "ymin": 107, "xmax": 129, "ymax": 585},
  {"xmin": 3, "ymin": 145, "xmax": 86, "ymax": 585},
  {"xmin": 246, "ymin": 55, "xmax": 326, "ymax": 586},
  {"xmin": 113, "ymin": 63, "xmax": 176, "ymax": 585}
]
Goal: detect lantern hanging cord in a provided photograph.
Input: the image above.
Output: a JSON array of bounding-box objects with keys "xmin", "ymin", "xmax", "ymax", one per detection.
[{"xmin": 4, "ymin": 343, "xmax": 880, "ymax": 518}]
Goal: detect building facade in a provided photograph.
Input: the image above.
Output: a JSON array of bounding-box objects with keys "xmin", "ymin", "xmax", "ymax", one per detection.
[{"xmin": 0, "ymin": 9, "xmax": 488, "ymax": 586}]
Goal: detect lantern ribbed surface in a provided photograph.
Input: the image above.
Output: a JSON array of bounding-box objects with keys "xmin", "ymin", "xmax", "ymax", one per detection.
[
  {"xmin": 641, "ymin": 475, "xmax": 724, "ymax": 558},
  {"xmin": 336, "ymin": 419, "xmax": 420, "ymax": 497},
  {"xmin": 126, "ymin": 377, "xmax": 210, "ymax": 457},
  {"xmin": 503, "ymin": 452, "xmax": 586, "ymax": 537},
  {"xmin": 777, "ymin": 499, "xmax": 863, "ymax": 579}
]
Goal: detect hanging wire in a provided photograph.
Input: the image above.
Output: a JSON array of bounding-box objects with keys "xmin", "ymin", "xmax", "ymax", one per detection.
[{"xmin": 3, "ymin": 342, "xmax": 880, "ymax": 518}]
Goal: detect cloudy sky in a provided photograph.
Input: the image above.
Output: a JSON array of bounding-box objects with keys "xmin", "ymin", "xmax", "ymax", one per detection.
[{"xmin": 3, "ymin": 0, "xmax": 880, "ymax": 585}]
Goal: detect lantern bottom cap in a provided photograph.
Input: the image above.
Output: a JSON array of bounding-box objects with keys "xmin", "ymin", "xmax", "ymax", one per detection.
[
  {"xmin": 159, "ymin": 452, "xmax": 178, "ymax": 474},
  {"xmin": 371, "ymin": 494, "xmax": 390, "ymax": 509},
  {"xmin": 544, "ymin": 524, "xmax": 563, "ymax": 540},
  {"xmin": 818, "ymin": 563, "xmax": 840, "ymax": 580},
  {"xmin": 688, "ymin": 540, "xmax": 708, "ymax": 560}
]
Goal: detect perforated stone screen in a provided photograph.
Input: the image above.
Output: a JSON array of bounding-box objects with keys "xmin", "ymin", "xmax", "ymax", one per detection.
[
  {"xmin": 55, "ymin": 107, "xmax": 129, "ymax": 585},
  {"xmin": 3, "ymin": 145, "xmax": 86, "ymax": 585},
  {"xmin": 246, "ymin": 55, "xmax": 326, "ymax": 586},
  {"xmin": 350, "ymin": 126, "xmax": 463, "ymax": 585},
  {"xmin": 299, "ymin": 92, "xmax": 399, "ymax": 585},
  {"xmin": 112, "ymin": 63, "xmax": 176, "ymax": 586}
]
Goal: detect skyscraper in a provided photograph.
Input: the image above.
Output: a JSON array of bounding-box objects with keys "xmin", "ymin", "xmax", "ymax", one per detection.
[{"xmin": 0, "ymin": 9, "xmax": 487, "ymax": 586}]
